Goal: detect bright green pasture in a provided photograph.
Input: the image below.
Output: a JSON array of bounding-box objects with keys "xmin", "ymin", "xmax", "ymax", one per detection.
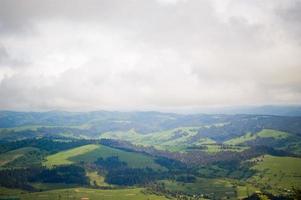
[
  {"xmin": 249, "ymin": 155, "xmax": 301, "ymax": 194},
  {"xmin": 161, "ymin": 178, "xmax": 236, "ymax": 199},
  {"xmin": 44, "ymin": 144, "xmax": 164, "ymax": 170},
  {"xmin": 224, "ymin": 129, "xmax": 289, "ymax": 145}
]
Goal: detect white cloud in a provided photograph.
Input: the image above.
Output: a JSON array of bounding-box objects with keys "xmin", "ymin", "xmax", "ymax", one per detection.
[{"xmin": 0, "ymin": 0, "xmax": 300, "ymax": 111}]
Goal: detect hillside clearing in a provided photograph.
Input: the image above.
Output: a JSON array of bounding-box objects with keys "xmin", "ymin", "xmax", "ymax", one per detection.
[
  {"xmin": 44, "ymin": 144, "xmax": 164, "ymax": 170},
  {"xmin": 248, "ymin": 155, "xmax": 301, "ymax": 194}
]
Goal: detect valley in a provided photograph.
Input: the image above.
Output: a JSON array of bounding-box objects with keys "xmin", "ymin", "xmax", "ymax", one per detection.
[{"xmin": 0, "ymin": 111, "xmax": 301, "ymax": 199}]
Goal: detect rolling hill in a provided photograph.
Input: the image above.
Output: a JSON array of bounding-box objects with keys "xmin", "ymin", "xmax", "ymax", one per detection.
[
  {"xmin": 1, "ymin": 111, "xmax": 301, "ymax": 199},
  {"xmin": 44, "ymin": 144, "xmax": 164, "ymax": 170}
]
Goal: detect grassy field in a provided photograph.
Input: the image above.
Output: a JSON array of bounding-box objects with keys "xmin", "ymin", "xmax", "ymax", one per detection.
[
  {"xmin": 86, "ymin": 171, "xmax": 110, "ymax": 187},
  {"xmin": 101, "ymin": 127, "xmax": 217, "ymax": 152},
  {"xmin": 202, "ymin": 144, "xmax": 248, "ymax": 154},
  {"xmin": 30, "ymin": 183, "xmax": 78, "ymax": 191},
  {"xmin": 44, "ymin": 144, "xmax": 99, "ymax": 167},
  {"xmin": 0, "ymin": 187, "xmax": 28, "ymax": 197},
  {"xmin": 101, "ymin": 127, "xmax": 200, "ymax": 147},
  {"xmin": 0, "ymin": 147, "xmax": 40, "ymax": 167},
  {"xmin": 256, "ymin": 129, "xmax": 289, "ymax": 139},
  {"xmin": 0, "ymin": 187, "xmax": 170, "ymax": 200},
  {"xmin": 161, "ymin": 178, "xmax": 237, "ymax": 199},
  {"xmin": 44, "ymin": 144, "xmax": 164, "ymax": 170},
  {"xmin": 224, "ymin": 129, "xmax": 289, "ymax": 145},
  {"xmin": 161, "ymin": 178, "xmax": 260, "ymax": 199},
  {"xmin": 224, "ymin": 132, "xmax": 256, "ymax": 145},
  {"xmin": 235, "ymin": 184, "xmax": 259, "ymax": 199},
  {"xmin": 248, "ymin": 155, "xmax": 301, "ymax": 194},
  {"xmin": 186, "ymin": 144, "xmax": 248, "ymax": 154}
]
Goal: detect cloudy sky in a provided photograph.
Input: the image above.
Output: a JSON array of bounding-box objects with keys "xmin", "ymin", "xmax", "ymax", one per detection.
[{"xmin": 0, "ymin": 0, "xmax": 300, "ymax": 111}]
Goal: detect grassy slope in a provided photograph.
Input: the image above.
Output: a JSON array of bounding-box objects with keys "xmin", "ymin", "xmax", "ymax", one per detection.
[
  {"xmin": 0, "ymin": 147, "xmax": 40, "ymax": 167},
  {"xmin": 224, "ymin": 129, "xmax": 289, "ymax": 145},
  {"xmin": 30, "ymin": 183, "xmax": 78, "ymax": 191},
  {"xmin": 86, "ymin": 171, "xmax": 110, "ymax": 187},
  {"xmin": 256, "ymin": 129, "xmax": 289, "ymax": 139},
  {"xmin": 101, "ymin": 127, "xmax": 215, "ymax": 152},
  {"xmin": 0, "ymin": 187, "xmax": 170, "ymax": 200},
  {"xmin": 200, "ymin": 144, "xmax": 248, "ymax": 154},
  {"xmin": 44, "ymin": 144, "xmax": 164, "ymax": 170},
  {"xmin": 44, "ymin": 144, "xmax": 99, "ymax": 167},
  {"xmin": 162, "ymin": 178, "xmax": 260, "ymax": 199},
  {"xmin": 161, "ymin": 178, "xmax": 237, "ymax": 199},
  {"xmin": 249, "ymin": 155, "xmax": 301, "ymax": 194},
  {"xmin": 0, "ymin": 187, "xmax": 28, "ymax": 197},
  {"xmin": 102, "ymin": 127, "xmax": 256, "ymax": 153}
]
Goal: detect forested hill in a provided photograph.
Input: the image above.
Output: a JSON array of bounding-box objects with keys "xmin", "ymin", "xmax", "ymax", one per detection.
[
  {"xmin": 1, "ymin": 110, "xmax": 301, "ymax": 199},
  {"xmin": 1, "ymin": 110, "xmax": 301, "ymax": 132}
]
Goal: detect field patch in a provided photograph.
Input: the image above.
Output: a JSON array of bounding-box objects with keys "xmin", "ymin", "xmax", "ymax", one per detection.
[
  {"xmin": 248, "ymin": 155, "xmax": 301, "ymax": 194},
  {"xmin": 1, "ymin": 187, "xmax": 169, "ymax": 200},
  {"xmin": 0, "ymin": 147, "xmax": 40, "ymax": 167},
  {"xmin": 161, "ymin": 178, "xmax": 236, "ymax": 199},
  {"xmin": 44, "ymin": 144, "xmax": 164, "ymax": 170},
  {"xmin": 224, "ymin": 129, "xmax": 289, "ymax": 145},
  {"xmin": 86, "ymin": 171, "xmax": 110, "ymax": 187},
  {"xmin": 101, "ymin": 127, "xmax": 201, "ymax": 148},
  {"xmin": 44, "ymin": 144, "xmax": 99, "ymax": 167}
]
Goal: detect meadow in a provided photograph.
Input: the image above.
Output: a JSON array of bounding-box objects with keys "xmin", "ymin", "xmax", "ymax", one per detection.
[
  {"xmin": 0, "ymin": 147, "xmax": 40, "ymax": 167},
  {"xmin": 44, "ymin": 144, "xmax": 164, "ymax": 170},
  {"xmin": 248, "ymin": 155, "xmax": 301, "ymax": 194},
  {"xmin": 225, "ymin": 129, "xmax": 289, "ymax": 145},
  {"xmin": 0, "ymin": 187, "xmax": 170, "ymax": 200}
]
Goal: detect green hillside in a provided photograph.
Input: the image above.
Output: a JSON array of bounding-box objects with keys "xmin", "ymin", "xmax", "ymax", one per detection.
[
  {"xmin": 0, "ymin": 187, "xmax": 170, "ymax": 200},
  {"xmin": 224, "ymin": 129, "xmax": 289, "ymax": 145},
  {"xmin": 160, "ymin": 178, "xmax": 246, "ymax": 199},
  {"xmin": 44, "ymin": 144, "xmax": 164, "ymax": 170},
  {"xmin": 248, "ymin": 155, "xmax": 301, "ymax": 194},
  {"xmin": 0, "ymin": 147, "xmax": 41, "ymax": 167},
  {"xmin": 101, "ymin": 127, "xmax": 217, "ymax": 151}
]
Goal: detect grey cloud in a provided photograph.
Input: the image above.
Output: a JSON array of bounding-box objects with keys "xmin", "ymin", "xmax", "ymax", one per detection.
[
  {"xmin": 276, "ymin": 1, "xmax": 301, "ymax": 41},
  {"xmin": 0, "ymin": 0, "xmax": 300, "ymax": 111},
  {"xmin": 0, "ymin": 44, "xmax": 29, "ymax": 68},
  {"xmin": 0, "ymin": 45, "xmax": 8, "ymax": 63}
]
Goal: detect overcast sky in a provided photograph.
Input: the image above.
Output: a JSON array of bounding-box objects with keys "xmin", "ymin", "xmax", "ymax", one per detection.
[{"xmin": 0, "ymin": 0, "xmax": 300, "ymax": 111}]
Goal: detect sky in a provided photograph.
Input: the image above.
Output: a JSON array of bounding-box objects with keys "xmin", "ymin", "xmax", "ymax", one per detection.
[{"xmin": 0, "ymin": 0, "xmax": 300, "ymax": 112}]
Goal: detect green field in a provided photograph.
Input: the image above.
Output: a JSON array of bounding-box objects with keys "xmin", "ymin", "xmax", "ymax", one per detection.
[
  {"xmin": 44, "ymin": 144, "xmax": 164, "ymax": 170},
  {"xmin": 187, "ymin": 143, "xmax": 248, "ymax": 154},
  {"xmin": 102, "ymin": 127, "xmax": 200, "ymax": 146},
  {"xmin": 256, "ymin": 129, "xmax": 289, "ymax": 139},
  {"xmin": 248, "ymin": 155, "xmax": 301, "ymax": 194},
  {"xmin": 201, "ymin": 144, "xmax": 248, "ymax": 154},
  {"xmin": 0, "ymin": 187, "xmax": 170, "ymax": 200},
  {"xmin": 224, "ymin": 129, "xmax": 289, "ymax": 145},
  {"xmin": 161, "ymin": 178, "xmax": 261, "ymax": 199},
  {"xmin": 30, "ymin": 183, "xmax": 78, "ymax": 191},
  {"xmin": 86, "ymin": 171, "xmax": 110, "ymax": 187},
  {"xmin": 0, "ymin": 147, "xmax": 40, "ymax": 167},
  {"xmin": 44, "ymin": 144, "xmax": 98, "ymax": 166},
  {"xmin": 0, "ymin": 187, "xmax": 28, "ymax": 197},
  {"xmin": 101, "ymin": 127, "xmax": 216, "ymax": 152},
  {"xmin": 161, "ymin": 178, "xmax": 237, "ymax": 199},
  {"xmin": 224, "ymin": 132, "xmax": 256, "ymax": 145}
]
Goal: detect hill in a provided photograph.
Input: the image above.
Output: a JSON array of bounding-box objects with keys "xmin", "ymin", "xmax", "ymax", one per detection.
[
  {"xmin": 248, "ymin": 155, "xmax": 301, "ymax": 194},
  {"xmin": 44, "ymin": 144, "xmax": 164, "ymax": 170},
  {"xmin": 224, "ymin": 129, "xmax": 290, "ymax": 145},
  {"xmin": 0, "ymin": 147, "xmax": 42, "ymax": 168}
]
